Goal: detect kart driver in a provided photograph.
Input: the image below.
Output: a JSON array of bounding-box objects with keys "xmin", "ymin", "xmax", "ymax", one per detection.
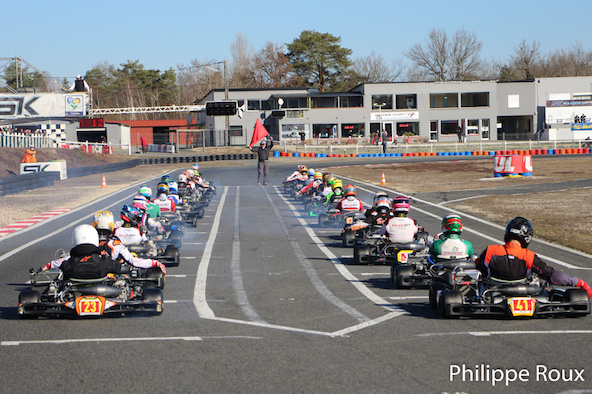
[
  {"xmin": 138, "ymin": 185, "xmax": 161, "ymax": 219},
  {"xmin": 381, "ymin": 195, "xmax": 418, "ymax": 243},
  {"xmin": 476, "ymin": 217, "xmax": 592, "ymax": 297},
  {"xmin": 58, "ymin": 225, "xmax": 122, "ymax": 280},
  {"xmin": 429, "ymin": 214, "xmax": 474, "ymax": 260},
  {"xmin": 335, "ymin": 184, "xmax": 364, "ymax": 213}
]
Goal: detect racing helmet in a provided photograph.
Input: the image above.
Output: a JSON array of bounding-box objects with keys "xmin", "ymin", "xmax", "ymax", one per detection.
[
  {"xmin": 92, "ymin": 211, "xmax": 115, "ymax": 232},
  {"xmin": 308, "ymin": 169, "xmax": 315, "ymax": 177},
  {"xmin": 326, "ymin": 176, "xmax": 336, "ymax": 186},
  {"xmin": 161, "ymin": 175, "xmax": 172, "ymax": 184},
  {"xmin": 178, "ymin": 174, "xmax": 187, "ymax": 183},
  {"xmin": 157, "ymin": 183, "xmax": 169, "ymax": 196},
  {"xmin": 504, "ymin": 217, "xmax": 533, "ymax": 248},
  {"xmin": 299, "ymin": 165, "xmax": 308, "ymax": 174},
  {"xmin": 332, "ymin": 180, "xmax": 343, "ymax": 191},
  {"xmin": 376, "ymin": 199, "xmax": 392, "ymax": 215},
  {"xmin": 442, "ymin": 213, "xmax": 463, "ymax": 235},
  {"xmin": 393, "ymin": 195, "xmax": 410, "ymax": 216},
  {"xmin": 373, "ymin": 191, "xmax": 389, "ymax": 206},
  {"xmin": 72, "ymin": 224, "xmax": 99, "ymax": 248},
  {"xmin": 322, "ymin": 172, "xmax": 331, "ymax": 182},
  {"xmin": 192, "ymin": 163, "xmax": 200, "ymax": 171},
  {"xmin": 343, "ymin": 184, "xmax": 356, "ymax": 198},
  {"xmin": 314, "ymin": 172, "xmax": 323, "ymax": 180},
  {"xmin": 169, "ymin": 186, "xmax": 178, "ymax": 195},
  {"xmin": 120, "ymin": 205, "xmax": 143, "ymax": 228},
  {"xmin": 132, "ymin": 195, "xmax": 148, "ymax": 210},
  {"xmin": 138, "ymin": 185, "xmax": 152, "ymax": 199}
]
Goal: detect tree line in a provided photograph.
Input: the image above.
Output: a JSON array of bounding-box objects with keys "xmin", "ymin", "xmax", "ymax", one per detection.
[{"xmin": 2, "ymin": 29, "xmax": 591, "ymax": 119}]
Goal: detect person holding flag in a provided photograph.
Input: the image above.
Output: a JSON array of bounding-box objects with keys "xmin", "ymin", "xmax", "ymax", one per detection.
[{"xmin": 249, "ymin": 119, "xmax": 274, "ymax": 186}]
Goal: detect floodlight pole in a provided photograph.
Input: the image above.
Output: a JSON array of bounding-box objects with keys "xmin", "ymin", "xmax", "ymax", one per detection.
[{"xmin": 224, "ymin": 60, "xmax": 229, "ymax": 146}]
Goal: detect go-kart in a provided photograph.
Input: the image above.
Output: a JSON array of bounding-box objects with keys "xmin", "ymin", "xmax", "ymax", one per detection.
[
  {"xmin": 431, "ymin": 267, "xmax": 591, "ymax": 319},
  {"xmin": 127, "ymin": 241, "xmax": 180, "ymax": 267},
  {"xmin": 18, "ymin": 266, "xmax": 164, "ymax": 319},
  {"xmin": 341, "ymin": 215, "xmax": 376, "ymax": 247}
]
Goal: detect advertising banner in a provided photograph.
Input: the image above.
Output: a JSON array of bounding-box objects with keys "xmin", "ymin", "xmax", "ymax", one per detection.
[
  {"xmin": 19, "ymin": 161, "xmax": 67, "ymax": 180},
  {"xmin": 0, "ymin": 93, "xmax": 88, "ymax": 119},
  {"xmin": 493, "ymin": 155, "xmax": 532, "ymax": 177}
]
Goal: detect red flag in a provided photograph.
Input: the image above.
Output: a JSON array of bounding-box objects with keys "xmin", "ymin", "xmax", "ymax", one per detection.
[{"xmin": 249, "ymin": 119, "xmax": 270, "ymax": 148}]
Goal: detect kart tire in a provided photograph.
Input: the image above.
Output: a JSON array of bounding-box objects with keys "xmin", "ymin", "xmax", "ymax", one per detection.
[
  {"xmin": 342, "ymin": 231, "xmax": 356, "ymax": 247},
  {"xmin": 564, "ymin": 288, "xmax": 589, "ymax": 303},
  {"xmin": 18, "ymin": 290, "xmax": 40, "ymax": 319},
  {"xmin": 354, "ymin": 245, "xmax": 371, "ymax": 265},
  {"xmin": 146, "ymin": 267, "xmax": 166, "ymax": 290},
  {"xmin": 196, "ymin": 207, "xmax": 205, "ymax": 219},
  {"xmin": 438, "ymin": 289, "xmax": 462, "ymax": 319},
  {"xmin": 318, "ymin": 214, "xmax": 329, "ymax": 227},
  {"xmin": 429, "ymin": 283, "xmax": 446, "ymax": 309},
  {"xmin": 143, "ymin": 288, "xmax": 164, "ymax": 316},
  {"xmin": 192, "ymin": 215, "xmax": 198, "ymax": 227},
  {"xmin": 395, "ymin": 265, "xmax": 414, "ymax": 288},
  {"xmin": 165, "ymin": 245, "xmax": 180, "ymax": 267}
]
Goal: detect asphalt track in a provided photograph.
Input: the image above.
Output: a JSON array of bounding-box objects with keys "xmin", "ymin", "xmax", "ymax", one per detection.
[{"xmin": 0, "ymin": 156, "xmax": 591, "ymax": 393}]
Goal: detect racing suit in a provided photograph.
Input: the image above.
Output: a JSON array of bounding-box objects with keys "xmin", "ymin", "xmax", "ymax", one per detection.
[
  {"xmin": 114, "ymin": 226, "xmax": 148, "ymax": 246},
  {"xmin": 285, "ymin": 171, "xmax": 307, "ymax": 182},
  {"xmin": 429, "ymin": 233, "xmax": 473, "ymax": 260},
  {"xmin": 381, "ymin": 216, "xmax": 418, "ymax": 243},
  {"xmin": 335, "ymin": 196, "xmax": 364, "ymax": 213},
  {"xmin": 153, "ymin": 196, "xmax": 176, "ymax": 212},
  {"xmin": 145, "ymin": 202, "xmax": 161, "ymax": 219},
  {"xmin": 59, "ymin": 244, "xmax": 122, "ymax": 280},
  {"xmin": 476, "ymin": 241, "xmax": 585, "ymax": 289},
  {"xmin": 364, "ymin": 208, "xmax": 395, "ymax": 227},
  {"xmin": 297, "ymin": 179, "xmax": 323, "ymax": 196}
]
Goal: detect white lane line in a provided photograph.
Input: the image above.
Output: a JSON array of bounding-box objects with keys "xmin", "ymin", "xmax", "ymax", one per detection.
[
  {"xmin": 232, "ymin": 187, "xmax": 265, "ymax": 323},
  {"xmin": 339, "ymin": 176, "xmax": 592, "ymax": 270},
  {"xmin": 180, "ymin": 256, "xmax": 197, "ymax": 259},
  {"xmin": 193, "ymin": 186, "xmax": 229, "ymax": 319},
  {"xmin": 266, "ymin": 188, "xmax": 370, "ymax": 323},
  {"xmin": 274, "ymin": 187, "xmax": 407, "ymax": 317},
  {"xmin": 184, "ymin": 242, "xmax": 203, "ymax": 245},
  {"xmin": 1, "ymin": 336, "xmax": 262, "ymax": 346},
  {"xmin": 416, "ymin": 330, "xmax": 592, "ymax": 338},
  {"xmin": 167, "ymin": 274, "xmax": 187, "ymax": 278},
  {"xmin": 438, "ymin": 195, "xmax": 489, "ymax": 205},
  {"xmin": 387, "ymin": 296, "xmax": 429, "ymax": 300}
]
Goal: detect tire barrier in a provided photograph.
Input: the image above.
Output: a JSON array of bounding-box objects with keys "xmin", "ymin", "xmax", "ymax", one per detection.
[{"xmin": 0, "ymin": 171, "xmax": 61, "ymax": 197}]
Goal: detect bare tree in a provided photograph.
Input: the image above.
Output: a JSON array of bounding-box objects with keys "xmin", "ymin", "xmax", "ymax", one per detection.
[
  {"xmin": 352, "ymin": 51, "xmax": 403, "ymax": 83},
  {"xmin": 510, "ymin": 40, "xmax": 541, "ymax": 80},
  {"xmin": 543, "ymin": 42, "xmax": 592, "ymax": 77},
  {"xmin": 177, "ymin": 59, "xmax": 224, "ymax": 103},
  {"xmin": 405, "ymin": 28, "xmax": 483, "ymax": 81},
  {"xmin": 253, "ymin": 42, "xmax": 301, "ymax": 88},
  {"xmin": 230, "ymin": 32, "xmax": 256, "ymax": 88}
]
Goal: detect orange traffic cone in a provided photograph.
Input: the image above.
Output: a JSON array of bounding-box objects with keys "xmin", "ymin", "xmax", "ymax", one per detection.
[
  {"xmin": 101, "ymin": 175, "xmax": 107, "ymax": 188},
  {"xmin": 380, "ymin": 172, "xmax": 386, "ymax": 186}
]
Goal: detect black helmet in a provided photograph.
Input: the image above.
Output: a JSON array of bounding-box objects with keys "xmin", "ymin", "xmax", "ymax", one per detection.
[{"xmin": 504, "ymin": 217, "xmax": 533, "ymax": 248}]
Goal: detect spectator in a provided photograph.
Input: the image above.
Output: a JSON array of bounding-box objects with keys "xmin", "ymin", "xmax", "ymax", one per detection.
[
  {"xmin": 140, "ymin": 136, "xmax": 147, "ymax": 154},
  {"xmin": 581, "ymin": 114, "xmax": 587, "ymax": 123},
  {"xmin": 381, "ymin": 129, "xmax": 388, "ymax": 154},
  {"xmin": 68, "ymin": 74, "xmax": 90, "ymax": 92},
  {"xmin": 299, "ymin": 130, "xmax": 305, "ymax": 145},
  {"xmin": 22, "ymin": 145, "xmax": 37, "ymax": 163},
  {"xmin": 250, "ymin": 137, "xmax": 274, "ymax": 186}
]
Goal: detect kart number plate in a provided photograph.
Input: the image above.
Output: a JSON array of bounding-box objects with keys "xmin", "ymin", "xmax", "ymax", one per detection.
[
  {"xmin": 345, "ymin": 217, "xmax": 354, "ymax": 224},
  {"xmin": 508, "ymin": 297, "xmax": 536, "ymax": 317},
  {"xmin": 397, "ymin": 251, "xmax": 411, "ymax": 264},
  {"xmin": 75, "ymin": 296, "xmax": 106, "ymax": 316}
]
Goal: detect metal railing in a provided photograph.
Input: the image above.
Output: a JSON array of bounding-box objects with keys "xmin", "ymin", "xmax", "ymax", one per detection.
[{"xmin": 0, "ymin": 133, "xmax": 54, "ymax": 148}]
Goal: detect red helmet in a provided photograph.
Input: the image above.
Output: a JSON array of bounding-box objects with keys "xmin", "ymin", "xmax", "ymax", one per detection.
[
  {"xmin": 393, "ymin": 195, "xmax": 410, "ymax": 215},
  {"xmin": 344, "ymin": 184, "xmax": 356, "ymax": 197}
]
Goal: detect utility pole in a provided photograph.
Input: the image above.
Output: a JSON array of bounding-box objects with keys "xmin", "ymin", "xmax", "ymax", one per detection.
[{"xmin": 224, "ymin": 60, "xmax": 229, "ymax": 146}]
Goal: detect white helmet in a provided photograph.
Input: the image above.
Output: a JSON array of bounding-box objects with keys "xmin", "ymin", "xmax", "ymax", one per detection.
[
  {"xmin": 92, "ymin": 211, "xmax": 115, "ymax": 232},
  {"xmin": 72, "ymin": 224, "xmax": 99, "ymax": 247},
  {"xmin": 178, "ymin": 174, "xmax": 187, "ymax": 183}
]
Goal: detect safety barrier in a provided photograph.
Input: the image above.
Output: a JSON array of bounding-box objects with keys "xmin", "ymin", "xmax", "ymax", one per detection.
[
  {"xmin": 0, "ymin": 171, "xmax": 61, "ymax": 197},
  {"xmin": 0, "ymin": 133, "xmax": 54, "ymax": 148}
]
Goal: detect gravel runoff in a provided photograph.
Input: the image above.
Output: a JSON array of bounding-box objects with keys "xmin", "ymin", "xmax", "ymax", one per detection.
[{"xmin": 0, "ymin": 164, "xmax": 186, "ymax": 229}]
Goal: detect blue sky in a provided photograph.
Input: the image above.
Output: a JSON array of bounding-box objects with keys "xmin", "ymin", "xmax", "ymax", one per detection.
[{"xmin": 2, "ymin": 0, "xmax": 591, "ymax": 83}]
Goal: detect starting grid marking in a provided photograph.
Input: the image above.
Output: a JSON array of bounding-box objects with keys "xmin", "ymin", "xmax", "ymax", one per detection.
[{"xmin": 0, "ymin": 209, "xmax": 72, "ymax": 237}]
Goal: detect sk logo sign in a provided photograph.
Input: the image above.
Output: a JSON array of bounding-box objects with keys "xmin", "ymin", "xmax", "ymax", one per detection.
[{"xmin": 0, "ymin": 96, "xmax": 40, "ymax": 116}]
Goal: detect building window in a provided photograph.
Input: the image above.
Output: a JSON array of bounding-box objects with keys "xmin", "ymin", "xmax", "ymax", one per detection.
[
  {"xmin": 281, "ymin": 124, "xmax": 308, "ymax": 139},
  {"xmin": 229, "ymin": 125, "xmax": 243, "ymax": 137},
  {"xmin": 311, "ymin": 97, "xmax": 337, "ymax": 108},
  {"xmin": 467, "ymin": 119, "xmax": 479, "ymax": 135},
  {"xmin": 286, "ymin": 110, "xmax": 304, "ymax": 118},
  {"xmin": 247, "ymin": 100, "xmax": 260, "ymax": 110},
  {"xmin": 430, "ymin": 121, "xmax": 438, "ymax": 140},
  {"xmin": 461, "ymin": 92, "xmax": 489, "ymax": 107},
  {"xmin": 371, "ymin": 94, "xmax": 393, "ymax": 110},
  {"xmin": 508, "ymin": 95, "xmax": 520, "ymax": 108},
  {"xmin": 440, "ymin": 120, "xmax": 459, "ymax": 135},
  {"xmin": 313, "ymin": 124, "xmax": 337, "ymax": 138},
  {"xmin": 396, "ymin": 94, "xmax": 417, "ymax": 109},
  {"xmin": 261, "ymin": 99, "xmax": 274, "ymax": 111},
  {"xmin": 482, "ymin": 118, "xmax": 490, "ymax": 139},
  {"xmin": 396, "ymin": 122, "xmax": 419, "ymax": 137},
  {"xmin": 341, "ymin": 123, "xmax": 364, "ymax": 138},
  {"xmin": 340, "ymin": 96, "xmax": 363, "ymax": 108},
  {"xmin": 284, "ymin": 98, "xmax": 308, "ymax": 109},
  {"xmin": 430, "ymin": 93, "xmax": 458, "ymax": 108}
]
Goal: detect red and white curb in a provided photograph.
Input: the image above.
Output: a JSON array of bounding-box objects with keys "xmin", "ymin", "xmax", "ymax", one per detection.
[{"xmin": 0, "ymin": 209, "xmax": 72, "ymax": 237}]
